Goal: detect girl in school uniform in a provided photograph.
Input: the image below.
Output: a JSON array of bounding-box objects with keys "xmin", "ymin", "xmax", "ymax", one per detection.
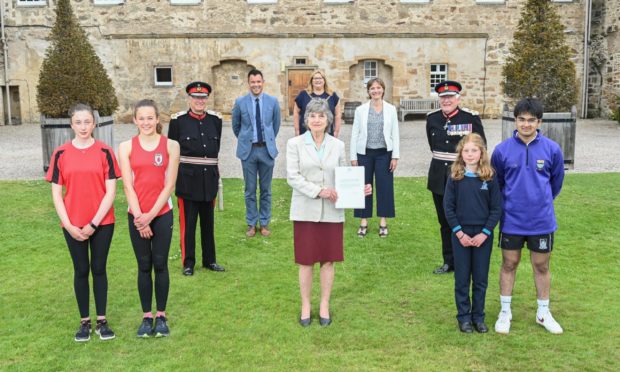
[
  {"xmin": 443, "ymin": 133, "xmax": 502, "ymax": 333},
  {"xmin": 118, "ymin": 99, "xmax": 180, "ymax": 337}
]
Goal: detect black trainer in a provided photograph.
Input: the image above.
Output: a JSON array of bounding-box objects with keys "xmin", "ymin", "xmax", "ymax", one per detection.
[
  {"xmin": 137, "ymin": 317, "xmax": 153, "ymax": 338},
  {"xmin": 95, "ymin": 319, "xmax": 116, "ymax": 340},
  {"xmin": 153, "ymin": 316, "xmax": 170, "ymax": 337},
  {"xmin": 74, "ymin": 319, "xmax": 91, "ymax": 342}
]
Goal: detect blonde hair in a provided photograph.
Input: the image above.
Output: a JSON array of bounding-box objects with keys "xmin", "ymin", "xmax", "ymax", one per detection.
[
  {"xmin": 306, "ymin": 69, "xmax": 333, "ymax": 96},
  {"xmin": 450, "ymin": 133, "xmax": 494, "ymax": 181}
]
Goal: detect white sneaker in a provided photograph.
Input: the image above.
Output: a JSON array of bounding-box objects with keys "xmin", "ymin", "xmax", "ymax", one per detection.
[
  {"xmin": 536, "ymin": 312, "xmax": 563, "ymax": 334},
  {"xmin": 495, "ymin": 311, "xmax": 512, "ymax": 334}
]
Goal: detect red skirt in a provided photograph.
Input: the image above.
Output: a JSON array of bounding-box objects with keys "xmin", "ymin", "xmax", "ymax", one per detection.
[{"xmin": 294, "ymin": 221, "xmax": 344, "ymax": 265}]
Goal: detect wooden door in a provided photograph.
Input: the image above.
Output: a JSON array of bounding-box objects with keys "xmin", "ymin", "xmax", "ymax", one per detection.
[{"xmin": 287, "ymin": 69, "xmax": 313, "ymax": 116}]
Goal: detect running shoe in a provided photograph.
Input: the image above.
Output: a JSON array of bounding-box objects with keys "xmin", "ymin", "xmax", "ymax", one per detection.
[
  {"xmin": 74, "ymin": 319, "xmax": 91, "ymax": 342},
  {"xmin": 494, "ymin": 311, "xmax": 512, "ymax": 334},
  {"xmin": 95, "ymin": 319, "xmax": 116, "ymax": 340},
  {"xmin": 137, "ymin": 317, "xmax": 154, "ymax": 338},
  {"xmin": 536, "ymin": 311, "xmax": 564, "ymax": 334},
  {"xmin": 153, "ymin": 316, "xmax": 170, "ymax": 337}
]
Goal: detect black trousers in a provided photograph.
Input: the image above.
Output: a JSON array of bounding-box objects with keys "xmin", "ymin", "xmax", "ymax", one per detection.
[
  {"xmin": 178, "ymin": 197, "xmax": 215, "ymax": 269},
  {"xmin": 432, "ymin": 192, "xmax": 453, "ymax": 267},
  {"xmin": 128, "ymin": 211, "xmax": 173, "ymax": 313},
  {"xmin": 452, "ymin": 225, "xmax": 493, "ymax": 323},
  {"xmin": 62, "ymin": 224, "xmax": 114, "ymax": 318},
  {"xmin": 354, "ymin": 148, "xmax": 395, "ymax": 218}
]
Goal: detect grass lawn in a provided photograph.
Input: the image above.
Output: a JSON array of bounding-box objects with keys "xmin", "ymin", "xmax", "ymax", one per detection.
[{"xmin": 1, "ymin": 174, "xmax": 619, "ymax": 371}]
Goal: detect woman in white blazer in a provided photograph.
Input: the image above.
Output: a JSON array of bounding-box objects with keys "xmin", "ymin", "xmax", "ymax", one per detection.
[
  {"xmin": 287, "ymin": 99, "xmax": 369, "ymax": 327},
  {"xmin": 350, "ymin": 78, "xmax": 400, "ymax": 238}
]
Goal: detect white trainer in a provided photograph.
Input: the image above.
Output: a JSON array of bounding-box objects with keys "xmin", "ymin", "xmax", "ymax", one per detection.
[
  {"xmin": 495, "ymin": 311, "xmax": 512, "ymax": 334},
  {"xmin": 536, "ymin": 312, "xmax": 563, "ymax": 334}
]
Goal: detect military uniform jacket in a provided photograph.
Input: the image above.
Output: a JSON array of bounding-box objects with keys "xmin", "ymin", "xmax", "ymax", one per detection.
[
  {"xmin": 168, "ymin": 110, "xmax": 222, "ymax": 202},
  {"xmin": 426, "ymin": 107, "xmax": 485, "ymax": 195}
]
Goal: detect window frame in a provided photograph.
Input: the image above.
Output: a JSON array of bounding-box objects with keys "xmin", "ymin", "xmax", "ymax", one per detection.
[
  {"xmin": 93, "ymin": 0, "xmax": 125, "ymax": 5},
  {"xmin": 430, "ymin": 63, "xmax": 448, "ymax": 93},
  {"xmin": 170, "ymin": 0, "xmax": 202, "ymax": 4},
  {"xmin": 363, "ymin": 60, "xmax": 378, "ymax": 85},
  {"xmin": 154, "ymin": 66, "xmax": 174, "ymax": 87},
  {"xmin": 16, "ymin": 0, "xmax": 47, "ymax": 7}
]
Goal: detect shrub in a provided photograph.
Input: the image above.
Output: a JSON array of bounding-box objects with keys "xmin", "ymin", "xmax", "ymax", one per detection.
[
  {"xmin": 37, "ymin": 0, "xmax": 118, "ymax": 118},
  {"xmin": 502, "ymin": 0, "xmax": 577, "ymax": 112}
]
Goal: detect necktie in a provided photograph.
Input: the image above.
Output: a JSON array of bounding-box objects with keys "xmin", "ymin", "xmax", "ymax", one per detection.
[{"xmin": 255, "ymin": 98, "xmax": 263, "ymax": 143}]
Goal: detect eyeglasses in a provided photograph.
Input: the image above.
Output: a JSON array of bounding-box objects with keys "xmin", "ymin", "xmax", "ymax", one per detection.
[
  {"xmin": 312, "ymin": 77, "xmax": 324, "ymax": 81},
  {"xmin": 516, "ymin": 117, "xmax": 539, "ymax": 124}
]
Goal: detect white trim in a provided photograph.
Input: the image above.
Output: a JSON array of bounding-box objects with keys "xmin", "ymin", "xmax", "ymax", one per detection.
[
  {"xmin": 400, "ymin": 0, "xmax": 430, "ymax": 3},
  {"xmin": 170, "ymin": 0, "xmax": 201, "ymax": 4},
  {"xmin": 154, "ymin": 66, "xmax": 173, "ymax": 87},
  {"xmin": 475, "ymin": 0, "xmax": 505, "ymax": 4},
  {"xmin": 551, "ymin": 0, "xmax": 574, "ymax": 2},
  {"xmin": 324, "ymin": 0, "xmax": 353, "ymax": 3},
  {"xmin": 93, "ymin": 0, "xmax": 125, "ymax": 5},
  {"xmin": 16, "ymin": 0, "xmax": 47, "ymax": 7},
  {"xmin": 247, "ymin": 0, "xmax": 277, "ymax": 4}
]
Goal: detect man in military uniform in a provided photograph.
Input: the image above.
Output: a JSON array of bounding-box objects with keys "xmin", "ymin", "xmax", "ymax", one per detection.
[
  {"xmin": 168, "ymin": 81, "xmax": 225, "ymax": 276},
  {"xmin": 426, "ymin": 80, "xmax": 486, "ymax": 274}
]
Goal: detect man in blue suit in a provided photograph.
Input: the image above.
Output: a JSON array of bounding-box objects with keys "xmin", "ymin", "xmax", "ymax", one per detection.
[{"xmin": 232, "ymin": 69, "xmax": 281, "ymax": 237}]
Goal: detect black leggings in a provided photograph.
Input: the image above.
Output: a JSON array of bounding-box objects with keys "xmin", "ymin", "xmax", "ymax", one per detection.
[
  {"xmin": 128, "ymin": 211, "xmax": 173, "ymax": 313},
  {"xmin": 63, "ymin": 224, "xmax": 114, "ymax": 318}
]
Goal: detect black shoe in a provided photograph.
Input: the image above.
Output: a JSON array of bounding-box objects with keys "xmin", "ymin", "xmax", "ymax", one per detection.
[
  {"xmin": 433, "ymin": 264, "xmax": 454, "ymax": 274},
  {"xmin": 319, "ymin": 317, "xmax": 332, "ymax": 327},
  {"xmin": 205, "ymin": 263, "xmax": 225, "ymax": 272},
  {"xmin": 474, "ymin": 322, "xmax": 489, "ymax": 333},
  {"xmin": 95, "ymin": 319, "xmax": 116, "ymax": 340},
  {"xmin": 183, "ymin": 267, "xmax": 193, "ymax": 276},
  {"xmin": 153, "ymin": 316, "xmax": 170, "ymax": 337},
  {"xmin": 137, "ymin": 317, "xmax": 153, "ymax": 338},
  {"xmin": 74, "ymin": 319, "xmax": 91, "ymax": 342},
  {"xmin": 459, "ymin": 321, "xmax": 474, "ymax": 333},
  {"xmin": 299, "ymin": 317, "xmax": 312, "ymax": 327}
]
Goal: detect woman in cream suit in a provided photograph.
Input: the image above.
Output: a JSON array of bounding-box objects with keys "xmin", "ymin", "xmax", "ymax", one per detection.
[
  {"xmin": 350, "ymin": 78, "xmax": 400, "ymax": 238},
  {"xmin": 287, "ymin": 99, "xmax": 370, "ymax": 327}
]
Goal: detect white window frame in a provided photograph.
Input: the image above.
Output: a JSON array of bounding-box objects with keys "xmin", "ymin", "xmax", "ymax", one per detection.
[
  {"xmin": 551, "ymin": 0, "xmax": 574, "ymax": 2},
  {"xmin": 324, "ymin": 0, "xmax": 353, "ymax": 3},
  {"xmin": 247, "ymin": 0, "xmax": 277, "ymax": 4},
  {"xmin": 293, "ymin": 57, "xmax": 308, "ymax": 65},
  {"xmin": 475, "ymin": 0, "xmax": 505, "ymax": 4},
  {"xmin": 170, "ymin": 0, "xmax": 201, "ymax": 4},
  {"xmin": 16, "ymin": 0, "xmax": 47, "ymax": 7},
  {"xmin": 154, "ymin": 66, "xmax": 173, "ymax": 87},
  {"xmin": 430, "ymin": 63, "xmax": 448, "ymax": 93},
  {"xmin": 363, "ymin": 60, "xmax": 378, "ymax": 85},
  {"xmin": 400, "ymin": 0, "xmax": 430, "ymax": 3},
  {"xmin": 93, "ymin": 0, "xmax": 125, "ymax": 5}
]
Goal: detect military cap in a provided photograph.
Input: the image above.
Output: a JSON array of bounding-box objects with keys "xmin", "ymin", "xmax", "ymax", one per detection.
[
  {"xmin": 186, "ymin": 81, "xmax": 212, "ymax": 97},
  {"xmin": 435, "ymin": 80, "xmax": 462, "ymax": 97}
]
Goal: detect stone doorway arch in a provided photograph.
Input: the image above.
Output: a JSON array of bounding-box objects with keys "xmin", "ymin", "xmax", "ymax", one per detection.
[
  {"xmin": 347, "ymin": 59, "xmax": 394, "ymax": 104},
  {"xmin": 212, "ymin": 60, "xmax": 255, "ymax": 114}
]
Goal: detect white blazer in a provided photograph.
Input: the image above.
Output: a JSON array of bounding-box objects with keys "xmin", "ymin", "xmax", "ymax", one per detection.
[
  {"xmin": 286, "ymin": 134, "xmax": 347, "ymax": 223},
  {"xmin": 349, "ymin": 100, "xmax": 400, "ymax": 161}
]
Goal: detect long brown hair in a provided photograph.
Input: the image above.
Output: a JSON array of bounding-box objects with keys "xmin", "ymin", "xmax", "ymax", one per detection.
[
  {"xmin": 133, "ymin": 99, "xmax": 162, "ymax": 134},
  {"xmin": 305, "ymin": 69, "xmax": 333, "ymax": 96},
  {"xmin": 450, "ymin": 133, "xmax": 494, "ymax": 181}
]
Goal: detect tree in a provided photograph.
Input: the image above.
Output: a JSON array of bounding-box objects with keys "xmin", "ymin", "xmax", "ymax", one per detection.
[
  {"xmin": 37, "ymin": 0, "xmax": 118, "ymax": 118},
  {"xmin": 502, "ymin": 0, "xmax": 577, "ymax": 112}
]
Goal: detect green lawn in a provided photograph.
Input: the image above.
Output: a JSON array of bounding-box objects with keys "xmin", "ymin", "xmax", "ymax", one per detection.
[{"xmin": 1, "ymin": 174, "xmax": 619, "ymax": 371}]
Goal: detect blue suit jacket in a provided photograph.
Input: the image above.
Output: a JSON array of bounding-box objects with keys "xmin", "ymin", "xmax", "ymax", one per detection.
[{"xmin": 232, "ymin": 93, "xmax": 281, "ymax": 160}]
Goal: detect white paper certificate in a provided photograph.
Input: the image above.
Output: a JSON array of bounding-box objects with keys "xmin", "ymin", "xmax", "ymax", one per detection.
[{"xmin": 335, "ymin": 166, "xmax": 365, "ymax": 209}]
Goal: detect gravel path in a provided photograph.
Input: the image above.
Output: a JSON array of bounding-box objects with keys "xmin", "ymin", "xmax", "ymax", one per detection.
[{"xmin": 1, "ymin": 119, "xmax": 619, "ymax": 181}]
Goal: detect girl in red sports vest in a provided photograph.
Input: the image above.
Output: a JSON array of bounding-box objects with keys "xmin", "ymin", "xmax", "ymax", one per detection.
[
  {"xmin": 46, "ymin": 103, "xmax": 120, "ymax": 342},
  {"xmin": 118, "ymin": 99, "xmax": 180, "ymax": 337}
]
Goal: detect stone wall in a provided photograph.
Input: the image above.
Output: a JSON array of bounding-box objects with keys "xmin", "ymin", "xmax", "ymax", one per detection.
[{"xmin": 2, "ymin": 0, "xmax": 586, "ymax": 124}]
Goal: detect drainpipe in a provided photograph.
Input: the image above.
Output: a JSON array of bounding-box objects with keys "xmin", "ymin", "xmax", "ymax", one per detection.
[
  {"xmin": 0, "ymin": 0, "xmax": 11, "ymax": 125},
  {"xmin": 581, "ymin": 0, "xmax": 592, "ymax": 119}
]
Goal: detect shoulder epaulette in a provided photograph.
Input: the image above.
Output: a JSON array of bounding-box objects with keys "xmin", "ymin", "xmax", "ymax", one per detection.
[
  {"xmin": 170, "ymin": 111, "xmax": 186, "ymax": 120},
  {"xmin": 426, "ymin": 108, "xmax": 441, "ymax": 116},
  {"xmin": 207, "ymin": 110, "xmax": 223, "ymax": 119},
  {"xmin": 461, "ymin": 107, "xmax": 480, "ymax": 116}
]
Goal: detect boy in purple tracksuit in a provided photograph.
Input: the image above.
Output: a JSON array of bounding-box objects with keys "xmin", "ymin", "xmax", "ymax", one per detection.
[{"xmin": 490, "ymin": 98, "xmax": 565, "ymax": 335}]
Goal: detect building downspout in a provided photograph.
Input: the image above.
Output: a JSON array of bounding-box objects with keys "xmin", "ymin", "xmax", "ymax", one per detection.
[
  {"xmin": 581, "ymin": 0, "xmax": 592, "ymax": 119},
  {"xmin": 0, "ymin": 0, "xmax": 11, "ymax": 125}
]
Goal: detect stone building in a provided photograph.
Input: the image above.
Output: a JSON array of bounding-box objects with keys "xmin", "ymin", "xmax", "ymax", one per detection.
[{"xmin": 0, "ymin": 0, "xmax": 592, "ymax": 125}]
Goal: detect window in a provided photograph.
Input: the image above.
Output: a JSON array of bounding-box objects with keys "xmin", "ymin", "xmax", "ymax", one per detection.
[
  {"xmin": 324, "ymin": 0, "xmax": 353, "ymax": 3},
  {"xmin": 247, "ymin": 0, "xmax": 277, "ymax": 4},
  {"xmin": 475, "ymin": 0, "xmax": 505, "ymax": 3},
  {"xmin": 430, "ymin": 64, "xmax": 448, "ymax": 90},
  {"xmin": 154, "ymin": 67, "xmax": 173, "ymax": 87},
  {"xmin": 400, "ymin": 0, "xmax": 430, "ymax": 3},
  {"xmin": 16, "ymin": 0, "xmax": 47, "ymax": 6},
  {"xmin": 363, "ymin": 60, "xmax": 378, "ymax": 84},
  {"xmin": 294, "ymin": 57, "xmax": 307, "ymax": 65},
  {"xmin": 93, "ymin": 0, "xmax": 124, "ymax": 5},
  {"xmin": 171, "ymin": 0, "xmax": 201, "ymax": 4}
]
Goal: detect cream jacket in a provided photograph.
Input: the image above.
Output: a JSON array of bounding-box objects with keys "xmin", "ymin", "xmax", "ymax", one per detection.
[
  {"xmin": 286, "ymin": 134, "xmax": 347, "ymax": 222},
  {"xmin": 349, "ymin": 100, "xmax": 400, "ymax": 161}
]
